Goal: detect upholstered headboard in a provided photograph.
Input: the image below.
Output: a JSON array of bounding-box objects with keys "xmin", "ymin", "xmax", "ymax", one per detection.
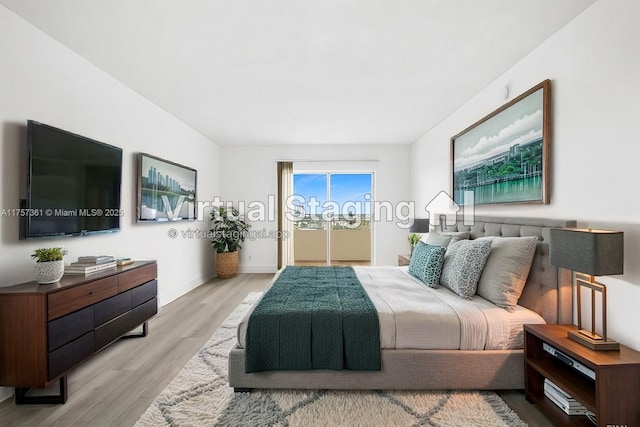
[{"xmin": 441, "ymin": 215, "xmax": 577, "ymax": 324}]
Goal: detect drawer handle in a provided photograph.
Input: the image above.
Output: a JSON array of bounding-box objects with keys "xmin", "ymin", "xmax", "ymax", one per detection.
[{"xmin": 89, "ymin": 291, "xmax": 93, "ymax": 295}]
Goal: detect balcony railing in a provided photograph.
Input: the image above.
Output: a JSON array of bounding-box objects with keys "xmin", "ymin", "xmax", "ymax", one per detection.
[{"xmin": 294, "ymin": 229, "xmax": 371, "ymax": 265}]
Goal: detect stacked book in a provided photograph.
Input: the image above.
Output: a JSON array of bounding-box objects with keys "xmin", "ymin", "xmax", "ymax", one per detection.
[
  {"xmin": 544, "ymin": 378, "xmax": 588, "ymax": 415},
  {"xmin": 65, "ymin": 255, "xmax": 117, "ymax": 275}
]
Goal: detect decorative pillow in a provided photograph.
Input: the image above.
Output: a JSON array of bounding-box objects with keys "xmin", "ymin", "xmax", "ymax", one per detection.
[
  {"xmin": 422, "ymin": 231, "xmax": 470, "ymax": 247},
  {"xmin": 440, "ymin": 239, "xmax": 492, "ymax": 299},
  {"xmin": 476, "ymin": 236, "xmax": 538, "ymax": 312},
  {"xmin": 408, "ymin": 242, "xmax": 446, "ymax": 288}
]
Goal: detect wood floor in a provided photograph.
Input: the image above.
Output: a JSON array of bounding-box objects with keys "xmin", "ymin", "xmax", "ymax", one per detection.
[{"xmin": 0, "ymin": 273, "xmax": 555, "ymax": 426}]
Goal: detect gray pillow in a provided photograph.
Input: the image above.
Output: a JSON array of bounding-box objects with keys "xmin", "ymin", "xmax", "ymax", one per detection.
[
  {"xmin": 408, "ymin": 242, "xmax": 446, "ymax": 288},
  {"xmin": 440, "ymin": 239, "xmax": 492, "ymax": 299},
  {"xmin": 423, "ymin": 231, "xmax": 470, "ymax": 247},
  {"xmin": 476, "ymin": 236, "xmax": 538, "ymax": 311}
]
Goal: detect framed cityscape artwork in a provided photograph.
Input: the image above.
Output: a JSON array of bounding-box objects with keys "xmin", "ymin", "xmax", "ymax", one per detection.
[
  {"xmin": 137, "ymin": 153, "xmax": 197, "ymax": 222},
  {"xmin": 451, "ymin": 79, "xmax": 551, "ymax": 206}
]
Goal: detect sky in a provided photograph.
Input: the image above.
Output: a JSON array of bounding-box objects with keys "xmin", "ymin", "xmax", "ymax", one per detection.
[
  {"xmin": 293, "ymin": 173, "xmax": 372, "ymax": 215},
  {"xmin": 453, "ymin": 86, "xmax": 544, "ymax": 171}
]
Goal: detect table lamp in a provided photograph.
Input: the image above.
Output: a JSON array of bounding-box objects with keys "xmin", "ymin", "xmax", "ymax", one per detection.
[
  {"xmin": 407, "ymin": 218, "xmax": 430, "ymax": 255},
  {"xmin": 408, "ymin": 218, "xmax": 430, "ymax": 234},
  {"xmin": 550, "ymin": 228, "xmax": 624, "ymax": 351}
]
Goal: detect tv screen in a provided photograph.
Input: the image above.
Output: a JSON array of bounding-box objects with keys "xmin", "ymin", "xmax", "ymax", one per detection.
[{"xmin": 21, "ymin": 120, "xmax": 123, "ymax": 239}]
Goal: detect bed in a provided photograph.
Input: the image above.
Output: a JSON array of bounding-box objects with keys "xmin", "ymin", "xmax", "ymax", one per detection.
[{"xmin": 228, "ymin": 215, "xmax": 576, "ymax": 391}]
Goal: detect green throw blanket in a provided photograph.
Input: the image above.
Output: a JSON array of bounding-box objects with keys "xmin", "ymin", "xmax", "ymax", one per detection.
[{"xmin": 245, "ymin": 266, "xmax": 380, "ymax": 373}]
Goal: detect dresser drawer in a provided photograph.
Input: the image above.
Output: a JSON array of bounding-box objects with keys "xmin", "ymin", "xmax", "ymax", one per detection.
[
  {"xmin": 131, "ymin": 280, "xmax": 157, "ymax": 307},
  {"xmin": 95, "ymin": 312, "xmax": 132, "ymax": 350},
  {"xmin": 48, "ymin": 331, "xmax": 94, "ymax": 381},
  {"xmin": 48, "ymin": 277, "xmax": 118, "ymax": 320},
  {"xmin": 48, "ymin": 305, "xmax": 94, "ymax": 351},
  {"xmin": 118, "ymin": 263, "xmax": 157, "ymax": 293},
  {"xmin": 131, "ymin": 297, "xmax": 157, "ymax": 327},
  {"xmin": 94, "ymin": 291, "xmax": 132, "ymax": 327}
]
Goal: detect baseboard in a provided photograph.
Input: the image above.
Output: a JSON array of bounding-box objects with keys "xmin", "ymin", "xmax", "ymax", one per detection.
[
  {"xmin": 158, "ymin": 272, "xmax": 216, "ymax": 306},
  {"xmin": 0, "ymin": 386, "xmax": 12, "ymax": 403}
]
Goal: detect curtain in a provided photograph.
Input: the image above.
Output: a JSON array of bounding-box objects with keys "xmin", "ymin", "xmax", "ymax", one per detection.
[{"xmin": 277, "ymin": 162, "xmax": 294, "ymax": 268}]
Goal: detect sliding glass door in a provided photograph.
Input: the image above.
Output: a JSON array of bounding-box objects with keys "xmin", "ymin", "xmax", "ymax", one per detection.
[{"xmin": 293, "ymin": 173, "xmax": 372, "ymax": 266}]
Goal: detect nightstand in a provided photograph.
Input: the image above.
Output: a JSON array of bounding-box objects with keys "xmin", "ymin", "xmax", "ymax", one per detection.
[
  {"xmin": 397, "ymin": 254, "xmax": 411, "ymax": 266},
  {"xmin": 524, "ymin": 323, "xmax": 640, "ymax": 427}
]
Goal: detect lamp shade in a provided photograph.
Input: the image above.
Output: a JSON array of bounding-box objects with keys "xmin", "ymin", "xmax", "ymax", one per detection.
[
  {"xmin": 408, "ymin": 218, "xmax": 430, "ymax": 233},
  {"xmin": 549, "ymin": 228, "xmax": 624, "ymax": 276}
]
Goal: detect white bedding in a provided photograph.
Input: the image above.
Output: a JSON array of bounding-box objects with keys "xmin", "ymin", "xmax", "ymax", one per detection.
[{"xmin": 237, "ymin": 266, "xmax": 545, "ymax": 351}]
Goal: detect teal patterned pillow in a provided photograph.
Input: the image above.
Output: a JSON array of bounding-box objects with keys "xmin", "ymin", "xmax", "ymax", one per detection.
[
  {"xmin": 440, "ymin": 239, "xmax": 493, "ymax": 299},
  {"xmin": 408, "ymin": 242, "xmax": 446, "ymax": 287}
]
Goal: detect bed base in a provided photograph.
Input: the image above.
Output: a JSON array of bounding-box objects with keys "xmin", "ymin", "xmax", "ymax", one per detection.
[{"xmin": 229, "ymin": 347, "xmax": 525, "ymax": 391}]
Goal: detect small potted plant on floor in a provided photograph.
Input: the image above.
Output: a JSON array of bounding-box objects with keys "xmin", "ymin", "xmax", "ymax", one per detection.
[
  {"xmin": 32, "ymin": 247, "xmax": 66, "ymax": 284},
  {"xmin": 210, "ymin": 206, "xmax": 251, "ymax": 279}
]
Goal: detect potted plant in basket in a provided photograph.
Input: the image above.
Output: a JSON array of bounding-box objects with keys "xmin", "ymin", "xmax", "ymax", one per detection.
[
  {"xmin": 31, "ymin": 247, "xmax": 66, "ymax": 284},
  {"xmin": 210, "ymin": 206, "xmax": 251, "ymax": 279}
]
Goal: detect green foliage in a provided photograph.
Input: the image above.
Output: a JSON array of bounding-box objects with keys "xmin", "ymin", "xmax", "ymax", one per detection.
[
  {"xmin": 210, "ymin": 206, "xmax": 251, "ymax": 253},
  {"xmin": 408, "ymin": 233, "xmax": 421, "ymax": 248},
  {"xmin": 31, "ymin": 247, "xmax": 65, "ymax": 262}
]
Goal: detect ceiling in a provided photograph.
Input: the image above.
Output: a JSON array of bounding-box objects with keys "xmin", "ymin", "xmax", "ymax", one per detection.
[{"xmin": 1, "ymin": 0, "xmax": 595, "ymax": 146}]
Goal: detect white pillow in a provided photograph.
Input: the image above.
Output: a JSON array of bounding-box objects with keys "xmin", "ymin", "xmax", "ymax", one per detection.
[{"xmin": 476, "ymin": 236, "xmax": 538, "ymax": 311}]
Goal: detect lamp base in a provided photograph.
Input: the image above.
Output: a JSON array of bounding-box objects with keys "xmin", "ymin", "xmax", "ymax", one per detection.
[{"xmin": 568, "ymin": 330, "xmax": 619, "ymax": 351}]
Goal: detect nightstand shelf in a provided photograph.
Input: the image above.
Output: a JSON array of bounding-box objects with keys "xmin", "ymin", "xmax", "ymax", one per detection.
[
  {"xmin": 524, "ymin": 324, "xmax": 640, "ymax": 427},
  {"xmin": 397, "ymin": 254, "xmax": 411, "ymax": 266}
]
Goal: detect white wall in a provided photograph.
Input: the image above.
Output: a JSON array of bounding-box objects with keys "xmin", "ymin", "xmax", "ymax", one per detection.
[
  {"xmin": 0, "ymin": 7, "xmax": 221, "ymax": 303},
  {"xmin": 411, "ymin": 0, "xmax": 640, "ymax": 350},
  {"xmin": 0, "ymin": 6, "xmax": 222, "ymax": 403},
  {"xmin": 220, "ymin": 145, "xmax": 411, "ymax": 271}
]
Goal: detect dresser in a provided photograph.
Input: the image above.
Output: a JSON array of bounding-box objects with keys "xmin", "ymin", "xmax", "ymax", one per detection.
[{"xmin": 0, "ymin": 260, "xmax": 157, "ymax": 404}]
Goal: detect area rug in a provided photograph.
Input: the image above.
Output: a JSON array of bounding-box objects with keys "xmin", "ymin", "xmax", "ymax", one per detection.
[{"xmin": 135, "ymin": 293, "xmax": 527, "ymax": 427}]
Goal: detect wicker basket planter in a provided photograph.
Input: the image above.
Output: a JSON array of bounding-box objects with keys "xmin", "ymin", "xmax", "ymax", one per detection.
[
  {"xmin": 210, "ymin": 205, "xmax": 250, "ymax": 279},
  {"xmin": 216, "ymin": 251, "xmax": 239, "ymax": 279}
]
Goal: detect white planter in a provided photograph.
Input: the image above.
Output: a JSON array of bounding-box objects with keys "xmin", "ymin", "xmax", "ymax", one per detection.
[{"xmin": 34, "ymin": 260, "xmax": 65, "ymax": 284}]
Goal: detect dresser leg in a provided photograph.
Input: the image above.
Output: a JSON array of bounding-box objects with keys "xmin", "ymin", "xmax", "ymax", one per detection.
[
  {"xmin": 121, "ymin": 321, "xmax": 148, "ymax": 339},
  {"xmin": 15, "ymin": 375, "xmax": 68, "ymax": 404}
]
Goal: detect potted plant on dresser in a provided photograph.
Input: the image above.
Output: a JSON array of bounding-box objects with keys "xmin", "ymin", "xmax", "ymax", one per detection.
[
  {"xmin": 31, "ymin": 247, "xmax": 66, "ymax": 284},
  {"xmin": 210, "ymin": 205, "xmax": 251, "ymax": 279}
]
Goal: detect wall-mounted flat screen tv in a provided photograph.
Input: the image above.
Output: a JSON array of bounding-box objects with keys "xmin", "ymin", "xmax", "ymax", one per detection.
[{"xmin": 21, "ymin": 120, "xmax": 123, "ymax": 239}]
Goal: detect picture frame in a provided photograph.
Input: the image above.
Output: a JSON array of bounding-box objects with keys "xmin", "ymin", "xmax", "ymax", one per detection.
[
  {"xmin": 136, "ymin": 153, "xmax": 197, "ymax": 222},
  {"xmin": 451, "ymin": 79, "xmax": 551, "ymax": 206}
]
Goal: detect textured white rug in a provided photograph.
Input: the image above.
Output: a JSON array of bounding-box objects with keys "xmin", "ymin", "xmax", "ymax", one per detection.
[{"xmin": 135, "ymin": 293, "xmax": 527, "ymax": 427}]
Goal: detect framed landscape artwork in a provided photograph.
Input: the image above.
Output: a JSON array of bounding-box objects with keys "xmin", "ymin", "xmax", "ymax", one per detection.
[
  {"xmin": 451, "ymin": 79, "xmax": 551, "ymax": 206},
  {"xmin": 137, "ymin": 153, "xmax": 197, "ymax": 222}
]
